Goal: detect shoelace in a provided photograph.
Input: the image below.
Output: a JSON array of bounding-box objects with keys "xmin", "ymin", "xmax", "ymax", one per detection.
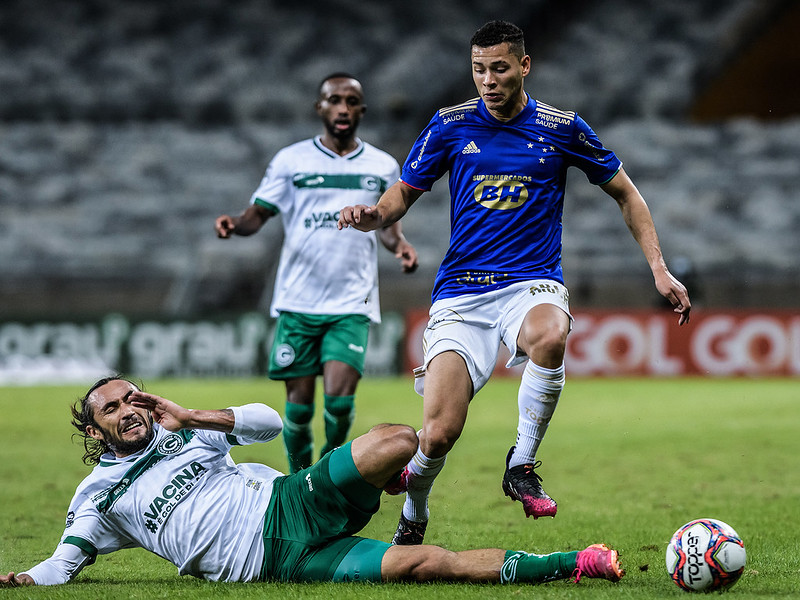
[{"xmin": 514, "ymin": 460, "xmax": 544, "ymax": 483}]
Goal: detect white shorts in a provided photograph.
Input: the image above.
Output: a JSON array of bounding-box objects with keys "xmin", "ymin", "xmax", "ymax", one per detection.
[{"xmin": 413, "ymin": 280, "xmax": 572, "ymax": 397}]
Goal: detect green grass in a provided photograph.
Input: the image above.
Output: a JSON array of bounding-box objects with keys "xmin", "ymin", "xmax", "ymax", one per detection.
[{"xmin": 1, "ymin": 377, "xmax": 799, "ymax": 598}]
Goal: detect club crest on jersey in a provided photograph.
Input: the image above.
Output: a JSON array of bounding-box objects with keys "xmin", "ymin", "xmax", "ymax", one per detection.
[
  {"xmin": 157, "ymin": 433, "xmax": 185, "ymax": 456},
  {"xmin": 360, "ymin": 175, "xmax": 382, "ymax": 191},
  {"xmin": 473, "ymin": 177, "xmax": 530, "ymax": 210}
]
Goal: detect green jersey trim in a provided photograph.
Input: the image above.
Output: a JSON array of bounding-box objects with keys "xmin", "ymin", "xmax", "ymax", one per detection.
[
  {"xmin": 99, "ymin": 456, "xmax": 138, "ymax": 467},
  {"xmin": 63, "ymin": 536, "xmax": 98, "ymax": 561},
  {"xmin": 597, "ymin": 167, "xmax": 621, "ymax": 186},
  {"xmin": 345, "ymin": 145, "xmax": 365, "ymax": 160},
  {"xmin": 226, "ymin": 433, "xmax": 241, "ymax": 446},
  {"xmin": 95, "ymin": 430, "xmax": 196, "ymax": 514},
  {"xmin": 253, "ymin": 198, "xmax": 280, "ymax": 214},
  {"xmin": 291, "ymin": 173, "xmax": 388, "ymax": 193},
  {"xmin": 311, "ymin": 137, "xmax": 366, "ymax": 161}
]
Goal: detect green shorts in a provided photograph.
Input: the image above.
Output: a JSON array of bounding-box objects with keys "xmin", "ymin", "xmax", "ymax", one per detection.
[
  {"xmin": 259, "ymin": 442, "xmax": 391, "ymax": 582},
  {"xmin": 268, "ymin": 312, "xmax": 371, "ymax": 380}
]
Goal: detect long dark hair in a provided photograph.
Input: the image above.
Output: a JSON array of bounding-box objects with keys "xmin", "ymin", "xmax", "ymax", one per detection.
[{"xmin": 71, "ymin": 375, "xmax": 141, "ymax": 466}]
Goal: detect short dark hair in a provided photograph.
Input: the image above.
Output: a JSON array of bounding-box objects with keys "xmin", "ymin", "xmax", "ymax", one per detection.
[
  {"xmin": 71, "ymin": 375, "xmax": 141, "ymax": 466},
  {"xmin": 470, "ymin": 20, "xmax": 526, "ymax": 58},
  {"xmin": 318, "ymin": 72, "xmax": 361, "ymax": 98}
]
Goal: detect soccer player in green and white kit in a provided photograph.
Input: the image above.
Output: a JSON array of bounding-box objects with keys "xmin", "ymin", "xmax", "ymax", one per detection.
[
  {"xmin": 215, "ymin": 73, "xmax": 418, "ymax": 473},
  {"xmin": 0, "ymin": 377, "xmax": 624, "ymax": 586}
]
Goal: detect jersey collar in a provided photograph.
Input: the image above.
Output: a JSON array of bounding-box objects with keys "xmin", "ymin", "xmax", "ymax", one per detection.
[
  {"xmin": 313, "ymin": 136, "xmax": 365, "ymax": 160},
  {"xmin": 478, "ymin": 93, "xmax": 535, "ymax": 126}
]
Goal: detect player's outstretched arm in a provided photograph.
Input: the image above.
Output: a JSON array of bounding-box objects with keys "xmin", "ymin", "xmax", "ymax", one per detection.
[
  {"xmin": 0, "ymin": 542, "xmax": 97, "ymax": 586},
  {"xmin": 338, "ymin": 181, "xmax": 424, "ymax": 232},
  {"xmin": 601, "ymin": 168, "xmax": 691, "ymax": 325},
  {"xmin": 129, "ymin": 392, "xmax": 283, "ymax": 442},
  {"xmin": 215, "ymin": 204, "xmax": 273, "ymax": 238}
]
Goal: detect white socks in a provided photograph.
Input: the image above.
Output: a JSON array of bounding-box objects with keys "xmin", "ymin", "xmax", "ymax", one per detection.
[
  {"xmin": 509, "ymin": 361, "xmax": 565, "ymax": 468},
  {"xmin": 401, "ymin": 448, "xmax": 447, "ymax": 523},
  {"xmin": 399, "ymin": 362, "xmax": 564, "ymax": 521}
]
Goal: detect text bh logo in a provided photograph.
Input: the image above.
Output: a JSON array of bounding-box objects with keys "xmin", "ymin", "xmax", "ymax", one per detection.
[{"xmin": 474, "ymin": 180, "xmax": 529, "ymax": 210}]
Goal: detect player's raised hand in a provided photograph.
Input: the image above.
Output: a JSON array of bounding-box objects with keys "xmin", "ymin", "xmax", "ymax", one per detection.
[
  {"xmin": 338, "ymin": 204, "xmax": 384, "ymax": 232},
  {"xmin": 130, "ymin": 391, "xmax": 237, "ymax": 433},
  {"xmin": 129, "ymin": 391, "xmax": 192, "ymax": 431}
]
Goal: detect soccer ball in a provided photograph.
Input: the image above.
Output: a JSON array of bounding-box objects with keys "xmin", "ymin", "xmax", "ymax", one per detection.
[{"xmin": 665, "ymin": 518, "xmax": 746, "ymax": 592}]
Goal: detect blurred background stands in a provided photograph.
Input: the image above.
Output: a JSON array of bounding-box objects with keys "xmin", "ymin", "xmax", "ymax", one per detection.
[{"xmin": 1, "ymin": 0, "xmax": 798, "ymax": 319}]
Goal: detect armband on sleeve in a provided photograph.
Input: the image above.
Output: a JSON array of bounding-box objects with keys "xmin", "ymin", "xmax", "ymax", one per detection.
[{"xmin": 229, "ymin": 403, "xmax": 282, "ymax": 444}]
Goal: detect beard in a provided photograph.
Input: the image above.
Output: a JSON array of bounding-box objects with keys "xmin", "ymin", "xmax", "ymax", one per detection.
[
  {"xmin": 99, "ymin": 413, "xmax": 155, "ymax": 456},
  {"xmin": 325, "ymin": 120, "xmax": 355, "ymax": 140}
]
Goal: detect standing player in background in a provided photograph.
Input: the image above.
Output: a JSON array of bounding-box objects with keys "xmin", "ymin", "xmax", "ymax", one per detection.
[
  {"xmin": 216, "ymin": 73, "xmax": 418, "ymax": 473},
  {"xmin": 339, "ymin": 21, "xmax": 691, "ymax": 544}
]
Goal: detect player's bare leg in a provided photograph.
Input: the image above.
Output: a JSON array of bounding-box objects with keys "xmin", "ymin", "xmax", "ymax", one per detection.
[
  {"xmin": 393, "ymin": 351, "xmax": 473, "ymax": 544},
  {"xmin": 380, "ymin": 543, "xmax": 623, "ymax": 583},
  {"xmin": 382, "ymin": 546, "xmax": 505, "ymax": 582}
]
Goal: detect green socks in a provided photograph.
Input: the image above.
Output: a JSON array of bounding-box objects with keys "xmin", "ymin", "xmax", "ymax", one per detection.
[
  {"xmin": 500, "ymin": 550, "xmax": 578, "ymax": 583},
  {"xmin": 283, "ymin": 402, "xmax": 314, "ymax": 474},
  {"xmin": 284, "ymin": 395, "xmax": 355, "ymax": 473},
  {"xmin": 320, "ymin": 394, "xmax": 355, "ymax": 458}
]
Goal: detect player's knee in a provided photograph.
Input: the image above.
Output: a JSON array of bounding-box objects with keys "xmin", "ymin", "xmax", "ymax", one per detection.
[
  {"xmin": 407, "ymin": 547, "xmax": 457, "ymax": 581},
  {"xmin": 369, "ymin": 424, "xmax": 418, "ymax": 464},
  {"xmin": 422, "ymin": 421, "xmax": 461, "ymax": 455},
  {"xmin": 536, "ymin": 334, "xmax": 567, "ymax": 363},
  {"xmin": 388, "ymin": 425, "xmax": 418, "ymax": 462},
  {"xmin": 520, "ymin": 322, "xmax": 568, "ymax": 364},
  {"xmin": 386, "ymin": 545, "xmax": 453, "ymax": 582}
]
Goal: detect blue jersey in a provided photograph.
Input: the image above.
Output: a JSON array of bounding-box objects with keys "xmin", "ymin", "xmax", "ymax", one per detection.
[{"xmin": 400, "ymin": 95, "xmax": 622, "ymax": 303}]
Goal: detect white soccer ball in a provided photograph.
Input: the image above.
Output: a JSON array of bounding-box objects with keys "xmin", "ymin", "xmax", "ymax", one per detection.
[{"xmin": 665, "ymin": 518, "xmax": 746, "ymax": 592}]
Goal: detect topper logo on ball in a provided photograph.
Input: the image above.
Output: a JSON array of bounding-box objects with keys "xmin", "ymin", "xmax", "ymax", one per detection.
[{"xmin": 685, "ymin": 532, "xmax": 704, "ymax": 586}]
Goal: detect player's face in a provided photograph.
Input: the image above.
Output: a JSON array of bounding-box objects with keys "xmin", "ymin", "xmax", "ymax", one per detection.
[
  {"xmin": 86, "ymin": 379, "xmax": 154, "ymax": 457},
  {"xmin": 316, "ymin": 78, "xmax": 366, "ymax": 140},
  {"xmin": 471, "ymin": 42, "xmax": 531, "ymax": 121}
]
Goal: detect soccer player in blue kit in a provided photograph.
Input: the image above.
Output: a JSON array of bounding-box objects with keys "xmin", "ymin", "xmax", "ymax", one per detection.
[{"xmin": 338, "ymin": 20, "xmax": 692, "ymax": 545}]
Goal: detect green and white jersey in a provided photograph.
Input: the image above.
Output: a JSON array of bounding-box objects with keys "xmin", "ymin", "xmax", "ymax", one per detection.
[
  {"xmin": 250, "ymin": 136, "xmax": 400, "ymax": 323},
  {"xmin": 26, "ymin": 404, "xmax": 283, "ymax": 584}
]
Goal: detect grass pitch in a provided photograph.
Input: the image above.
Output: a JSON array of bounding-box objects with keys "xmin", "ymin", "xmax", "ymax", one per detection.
[{"xmin": 1, "ymin": 376, "xmax": 798, "ymax": 598}]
